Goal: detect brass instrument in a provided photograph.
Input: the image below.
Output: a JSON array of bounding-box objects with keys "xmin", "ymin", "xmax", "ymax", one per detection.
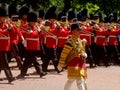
[
  {"xmin": 4, "ymin": 18, "xmax": 17, "ymax": 31},
  {"xmin": 35, "ymin": 22, "xmax": 57, "ymax": 37}
]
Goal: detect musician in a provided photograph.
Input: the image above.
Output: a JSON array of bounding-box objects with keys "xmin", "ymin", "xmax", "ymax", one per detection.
[
  {"xmin": 106, "ymin": 24, "xmax": 120, "ymax": 65},
  {"xmin": 0, "ymin": 7, "xmax": 15, "ymax": 83},
  {"xmin": 19, "ymin": 6, "xmax": 29, "ymax": 26},
  {"xmin": 7, "ymin": 3, "xmax": 24, "ymax": 70},
  {"xmin": 57, "ymin": 16, "xmax": 71, "ymax": 60},
  {"xmin": 37, "ymin": 8, "xmax": 46, "ymax": 60},
  {"xmin": 94, "ymin": 20, "xmax": 108, "ymax": 66},
  {"xmin": 19, "ymin": 12, "xmax": 47, "ymax": 78},
  {"xmin": 58, "ymin": 22, "xmax": 88, "ymax": 90},
  {"xmin": 67, "ymin": 10, "xmax": 76, "ymax": 24},
  {"xmin": 66, "ymin": 10, "xmax": 76, "ymax": 31},
  {"xmin": 18, "ymin": 6, "xmax": 30, "ymax": 61},
  {"xmin": 37, "ymin": 9, "xmax": 45, "ymax": 24},
  {"xmin": 80, "ymin": 20, "xmax": 95, "ymax": 68},
  {"xmin": 42, "ymin": 6, "xmax": 60, "ymax": 73},
  {"xmin": 35, "ymin": 8, "xmax": 49, "ymax": 73}
]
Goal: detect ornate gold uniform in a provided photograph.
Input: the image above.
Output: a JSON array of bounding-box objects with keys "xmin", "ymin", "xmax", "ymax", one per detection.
[{"xmin": 58, "ymin": 35, "xmax": 87, "ymax": 79}]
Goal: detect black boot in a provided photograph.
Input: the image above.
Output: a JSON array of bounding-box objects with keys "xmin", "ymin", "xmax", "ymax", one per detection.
[
  {"xmin": 39, "ymin": 72, "xmax": 47, "ymax": 78},
  {"xmin": 8, "ymin": 77, "xmax": 16, "ymax": 83}
]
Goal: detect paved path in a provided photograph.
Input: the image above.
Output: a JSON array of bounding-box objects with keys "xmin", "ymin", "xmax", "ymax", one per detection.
[{"xmin": 0, "ymin": 61, "xmax": 120, "ymax": 90}]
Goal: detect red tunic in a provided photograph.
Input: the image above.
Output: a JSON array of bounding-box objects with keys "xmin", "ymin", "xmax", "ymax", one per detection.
[
  {"xmin": 44, "ymin": 28, "xmax": 57, "ymax": 48},
  {"xmin": 80, "ymin": 29, "xmax": 93, "ymax": 46},
  {"xmin": 57, "ymin": 28, "xmax": 70, "ymax": 47},
  {"xmin": 20, "ymin": 25, "xmax": 40, "ymax": 50},
  {"xmin": 0, "ymin": 28, "xmax": 10, "ymax": 51},
  {"xmin": 9, "ymin": 27, "xmax": 23, "ymax": 44},
  {"xmin": 39, "ymin": 31, "xmax": 45, "ymax": 44},
  {"xmin": 95, "ymin": 30, "xmax": 108, "ymax": 46},
  {"xmin": 107, "ymin": 30, "xmax": 119, "ymax": 46}
]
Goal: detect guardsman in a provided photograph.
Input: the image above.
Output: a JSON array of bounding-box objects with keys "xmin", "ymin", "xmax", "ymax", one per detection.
[
  {"xmin": 42, "ymin": 6, "xmax": 60, "ymax": 73},
  {"xmin": 37, "ymin": 8, "xmax": 46, "ymax": 62},
  {"xmin": 33, "ymin": 8, "xmax": 48, "ymax": 72},
  {"xmin": 107, "ymin": 24, "xmax": 120, "ymax": 65},
  {"xmin": 37, "ymin": 9, "xmax": 45, "ymax": 24},
  {"xmin": 67, "ymin": 9, "xmax": 76, "ymax": 28},
  {"xmin": 7, "ymin": 4, "xmax": 24, "ymax": 70},
  {"xmin": 19, "ymin": 12, "xmax": 47, "ymax": 78},
  {"xmin": 18, "ymin": 6, "xmax": 30, "ymax": 61},
  {"xmin": 94, "ymin": 21, "xmax": 108, "ymax": 66},
  {"xmin": 57, "ymin": 16, "xmax": 71, "ymax": 60},
  {"xmin": 80, "ymin": 20, "xmax": 95, "ymax": 68},
  {"xmin": 0, "ymin": 7, "xmax": 15, "ymax": 83},
  {"xmin": 58, "ymin": 22, "xmax": 88, "ymax": 90},
  {"xmin": 19, "ymin": 6, "xmax": 30, "ymax": 26}
]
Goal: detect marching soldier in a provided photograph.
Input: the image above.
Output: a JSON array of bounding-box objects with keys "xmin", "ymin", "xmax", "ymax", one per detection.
[
  {"xmin": 94, "ymin": 21, "xmax": 108, "ymax": 66},
  {"xmin": 37, "ymin": 8, "xmax": 46, "ymax": 60},
  {"xmin": 57, "ymin": 16, "xmax": 71, "ymax": 60},
  {"xmin": 107, "ymin": 24, "xmax": 120, "ymax": 65},
  {"xmin": 0, "ymin": 7, "xmax": 15, "ymax": 83},
  {"xmin": 19, "ymin": 6, "xmax": 30, "ymax": 26},
  {"xmin": 80, "ymin": 21, "xmax": 95, "ymax": 68},
  {"xmin": 42, "ymin": 6, "xmax": 60, "ymax": 73},
  {"xmin": 7, "ymin": 2, "xmax": 23, "ymax": 70},
  {"xmin": 19, "ymin": 12, "xmax": 47, "ymax": 78},
  {"xmin": 18, "ymin": 6, "xmax": 30, "ymax": 61}
]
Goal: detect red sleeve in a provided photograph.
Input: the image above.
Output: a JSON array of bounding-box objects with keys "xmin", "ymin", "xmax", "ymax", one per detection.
[{"xmin": 18, "ymin": 28, "xmax": 23, "ymax": 41}]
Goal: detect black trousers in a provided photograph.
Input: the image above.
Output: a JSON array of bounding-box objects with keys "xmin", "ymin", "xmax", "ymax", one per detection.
[
  {"xmin": 93, "ymin": 45, "xmax": 108, "ymax": 66},
  {"xmin": 10, "ymin": 43, "xmax": 23, "ymax": 69},
  {"xmin": 57, "ymin": 47, "xmax": 63, "ymax": 60},
  {"xmin": 106, "ymin": 45, "xmax": 120, "ymax": 65},
  {"xmin": 0, "ymin": 51, "xmax": 14, "ymax": 82},
  {"xmin": 85, "ymin": 45, "xmax": 95, "ymax": 67},
  {"xmin": 17, "ymin": 42, "xmax": 26, "ymax": 61},
  {"xmin": 21, "ymin": 50, "xmax": 43, "ymax": 76},
  {"xmin": 42, "ymin": 46, "xmax": 59, "ymax": 72}
]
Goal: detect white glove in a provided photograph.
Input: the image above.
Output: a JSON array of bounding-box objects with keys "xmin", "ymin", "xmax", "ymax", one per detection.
[
  {"xmin": 81, "ymin": 52, "xmax": 88, "ymax": 58},
  {"xmin": 57, "ymin": 66, "xmax": 63, "ymax": 71},
  {"xmin": 22, "ymin": 40, "xmax": 27, "ymax": 47},
  {"xmin": 82, "ymin": 38, "xmax": 87, "ymax": 44}
]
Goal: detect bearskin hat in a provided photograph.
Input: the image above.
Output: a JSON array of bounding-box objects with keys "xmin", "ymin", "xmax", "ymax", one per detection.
[
  {"xmin": 38, "ymin": 9, "xmax": 44, "ymax": 19},
  {"xmin": 67, "ymin": 10, "xmax": 75, "ymax": 21},
  {"xmin": 27, "ymin": 12, "xmax": 37, "ymax": 22},
  {"xmin": 0, "ymin": 7, "xmax": 7, "ymax": 17},
  {"xmin": 45, "ymin": 6, "xmax": 57, "ymax": 19},
  {"xmin": 57, "ymin": 11, "xmax": 66, "ymax": 21},
  {"xmin": 19, "ymin": 6, "xmax": 29, "ymax": 17},
  {"xmin": 8, "ymin": 3, "xmax": 18, "ymax": 18}
]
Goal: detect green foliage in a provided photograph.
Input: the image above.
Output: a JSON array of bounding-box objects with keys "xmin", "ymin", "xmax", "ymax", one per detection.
[
  {"xmin": 71, "ymin": 1, "xmax": 99, "ymax": 15},
  {"xmin": 1, "ymin": 0, "xmax": 120, "ymax": 16},
  {"xmin": 86, "ymin": 3, "xmax": 99, "ymax": 14},
  {"xmin": 49, "ymin": 0, "xmax": 64, "ymax": 10}
]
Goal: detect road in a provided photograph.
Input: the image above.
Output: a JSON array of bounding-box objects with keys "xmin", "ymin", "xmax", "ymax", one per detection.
[{"xmin": 0, "ymin": 61, "xmax": 120, "ymax": 90}]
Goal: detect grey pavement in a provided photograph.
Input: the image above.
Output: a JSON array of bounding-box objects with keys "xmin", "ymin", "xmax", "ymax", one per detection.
[{"xmin": 0, "ymin": 61, "xmax": 120, "ymax": 90}]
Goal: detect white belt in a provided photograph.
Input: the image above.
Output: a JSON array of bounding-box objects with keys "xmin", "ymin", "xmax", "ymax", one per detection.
[
  {"xmin": 23, "ymin": 38, "xmax": 39, "ymax": 48},
  {"xmin": 26, "ymin": 38, "xmax": 39, "ymax": 41},
  {"xmin": 96, "ymin": 36, "xmax": 106, "ymax": 38},
  {"xmin": 108, "ymin": 35, "xmax": 116, "ymax": 38},
  {"xmin": 0, "ymin": 37, "xmax": 10, "ymax": 39},
  {"xmin": 94, "ymin": 36, "xmax": 106, "ymax": 43},
  {"xmin": 107, "ymin": 35, "xmax": 117, "ymax": 43},
  {"xmin": 44, "ymin": 36, "xmax": 57, "ymax": 44},
  {"xmin": 80, "ymin": 34, "xmax": 91, "ymax": 37},
  {"xmin": 58, "ymin": 37, "xmax": 68, "ymax": 39},
  {"xmin": 45, "ymin": 35, "xmax": 57, "ymax": 39}
]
